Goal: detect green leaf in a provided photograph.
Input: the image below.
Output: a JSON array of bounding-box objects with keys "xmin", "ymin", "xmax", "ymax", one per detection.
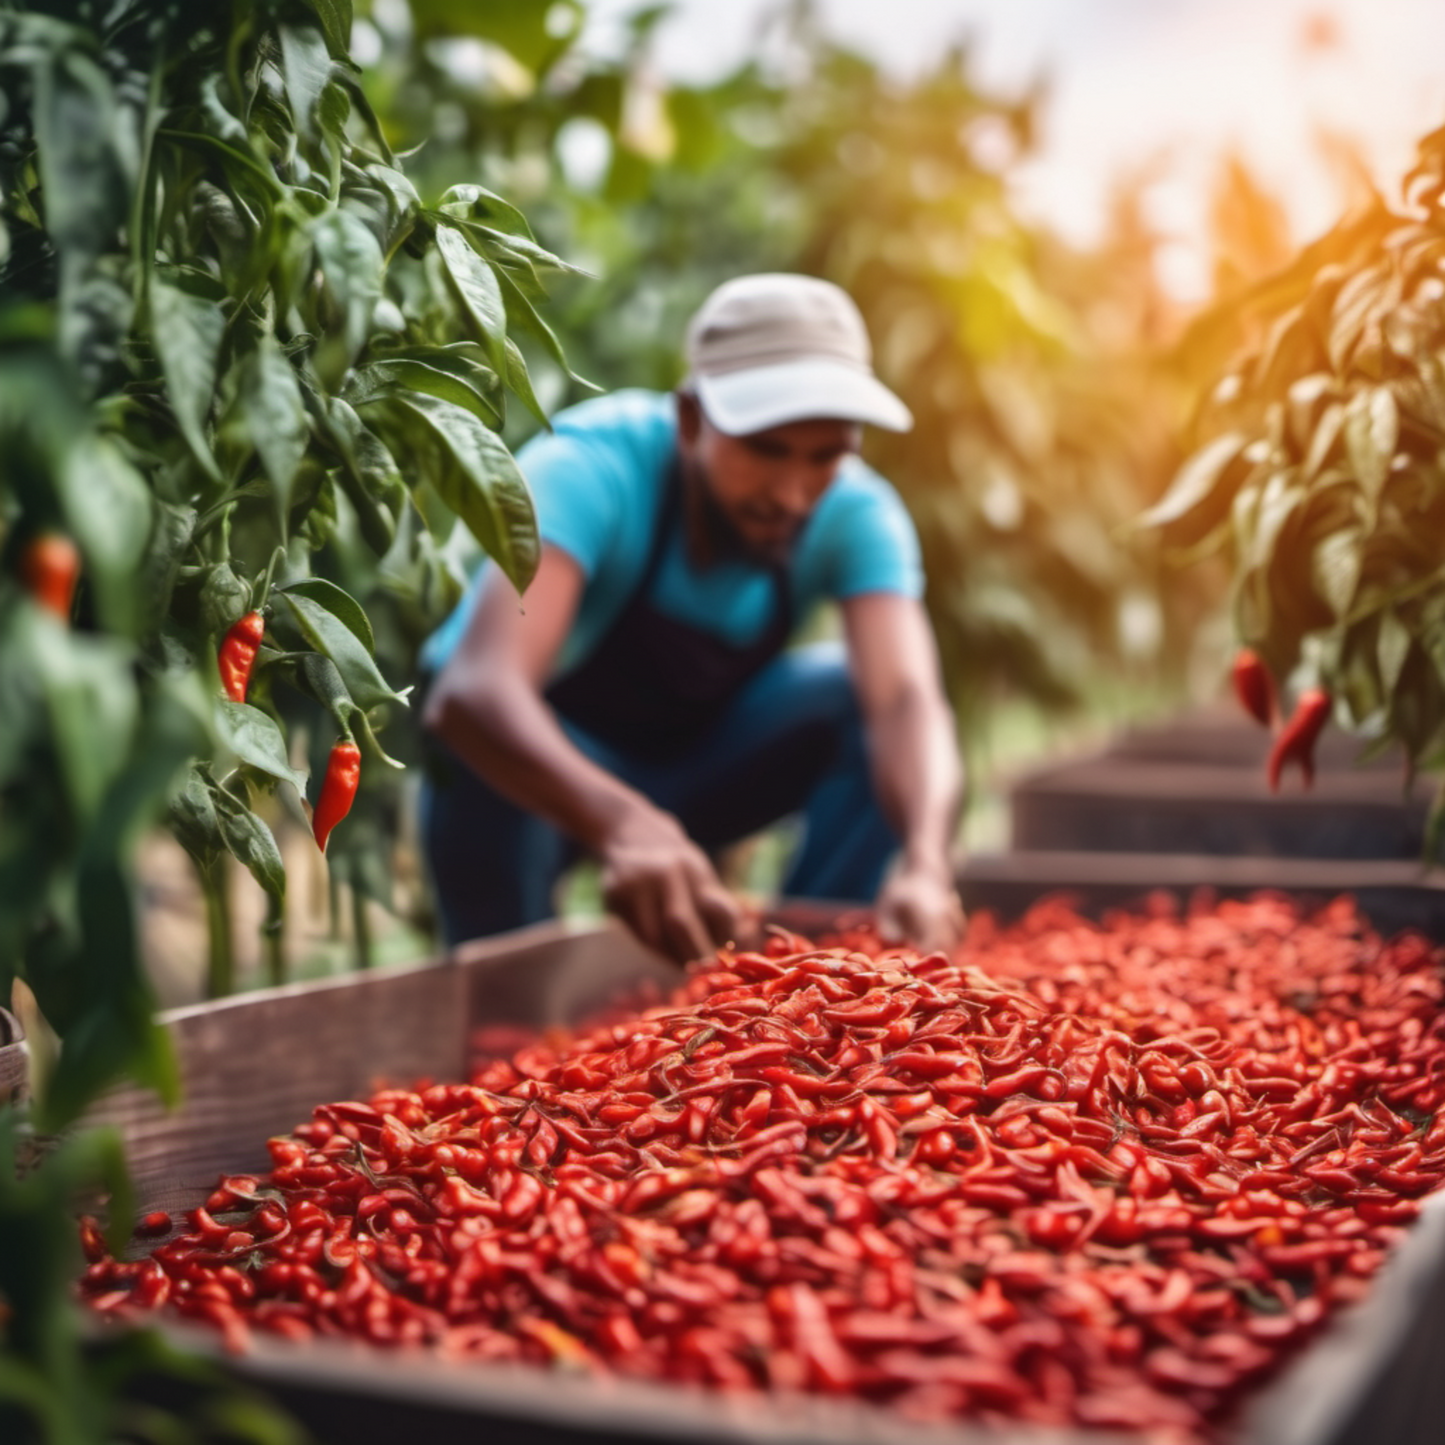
[
  {"xmin": 149, "ymin": 271, "xmax": 224, "ymax": 479},
  {"xmin": 156, "ymin": 128, "xmax": 285, "ymax": 203},
  {"xmin": 281, "ymin": 577, "xmax": 374, "ymax": 653},
  {"xmin": 311, "ymin": 208, "xmax": 383, "ymax": 375},
  {"xmin": 214, "ymin": 788, "xmax": 286, "ymax": 905},
  {"xmin": 217, "ymin": 701, "xmax": 308, "ymax": 794},
  {"xmin": 300, "ymin": 0, "xmax": 355, "ymax": 58},
  {"xmin": 278, "ymin": 591, "xmax": 408, "ymax": 710},
  {"xmin": 1137, "ymin": 432, "xmax": 1248, "ymax": 531},
  {"xmin": 33, "ymin": 46, "xmax": 133, "ymax": 257},
  {"xmin": 346, "ymin": 355, "xmax": 502, "ymax": 425},
  {"xmin": 138, "ymin": 503, "xmax": 196, "ymax": 635},
  {"xmin": 169, "ymin": 764, "xmax": 222, "ymax": 866},
  {"xmin": 365, "ymin": 391, "xmax": 538, "ymax": 592},
  {"xmin": 1301, "ymin": 401, "xmax": 1345, "ymax": 480},
  {"xmin": 328, "ymin": 398, "xmax": 404, "ymax": 550},
  {"xmin": 1379, "ymin": 608, "xmax": 1412, "ymax": 696},
  {"xmin": 300, "ymin": 652, "xmax": 353, "ymax": 727},
  {"xmin": 198, "ymin": 564, "xmax": 253, "ymax": 638},
  {"xmin": 56, "ymin": 435, "xmax": 152, "ymax": 637},
  {"xmin": 460, "ymin": 220, "xmax": 591, "ymax": 279},
  {"xmin": 434, "ymin": 223, "xmax": 508, "ymax": 372},
  {"xmin": 278, "ymin": 24, "xmax": 334, "ymax": 141},
  {"xmin": 1344, "ymin": 385, "xmax": 1399, "ymax": 498},
  {"xmin": 495, "ymin": 265, "xmax": 597, "ymax": 390},
  {"xmin": 504, "ymin": 337, "xmax": 549, "ymax": 429},
  {"xmin": 362, "ymin": 162, "xmax": 419, "ymax": 224},
  {"xmin": 438, "ymin": 183, "xmax": 537, "ymax": 240},
  {"xmin": 1310, "ymin": 526, "xmax": 1363, "ymax": 619},
  {"xmin": 26, "ymin": 617, "xmax": 139, "ymax": 825},
  {"xmin": 237, "ymin": 335, "xmax": 309, "ymax": 518},
  {"xmin": 1286, "ymin": 373, "xmax": 1333, "ymax": 455}
]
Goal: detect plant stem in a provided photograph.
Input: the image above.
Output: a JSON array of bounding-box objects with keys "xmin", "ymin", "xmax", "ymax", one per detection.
[
  {"xmin": 263, "ymin": 899, "xmax": 286, "ymax": 989},
  {"xmin": 351, "ymin": 881, "xmax": 373, "ymax": 971},
  {"xmin": 199, "ymin": 857, "xmax": 235, "ymax": 998}
]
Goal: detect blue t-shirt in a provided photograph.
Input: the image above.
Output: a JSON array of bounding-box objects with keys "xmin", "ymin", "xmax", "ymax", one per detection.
[{"xmin": 422, "ymin": 389, "xmax": 923, "ymax": 678}]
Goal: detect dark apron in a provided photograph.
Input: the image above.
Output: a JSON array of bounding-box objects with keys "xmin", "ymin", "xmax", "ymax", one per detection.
[{"xmin": 545, "ymin": 462, "xmax": 793, "ymax": 760}]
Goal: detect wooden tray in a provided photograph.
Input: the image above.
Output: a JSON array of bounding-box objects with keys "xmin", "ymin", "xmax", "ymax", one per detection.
[
  {"xmin": 68, "ymin": 894, "xmax": 1445, "ymax": 1445},
  {"xmin": 1008, "ymin": 755, "xmax": 1430, "ymax": 859}
]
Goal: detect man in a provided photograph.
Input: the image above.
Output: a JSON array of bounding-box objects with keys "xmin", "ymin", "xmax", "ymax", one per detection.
[{"xmin": 420, "ymin": 273, "xmax": 964, "ymax": 964}]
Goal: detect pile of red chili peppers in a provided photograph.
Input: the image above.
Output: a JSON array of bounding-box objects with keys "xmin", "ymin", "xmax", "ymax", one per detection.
[{"xmin": 80, "ymin": 893, "xmax": 1445, "ymax": 1442}]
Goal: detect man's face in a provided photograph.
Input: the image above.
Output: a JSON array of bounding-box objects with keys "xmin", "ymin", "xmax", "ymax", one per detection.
[{"xmin": 678, "ymin": 395, "xmax": 862, "ymax": 565}]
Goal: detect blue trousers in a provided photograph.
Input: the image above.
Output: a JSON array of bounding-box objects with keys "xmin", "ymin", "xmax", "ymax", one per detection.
[{"xmin": 419, "ymin": 642, "xmax": 899, "ymax": 947}]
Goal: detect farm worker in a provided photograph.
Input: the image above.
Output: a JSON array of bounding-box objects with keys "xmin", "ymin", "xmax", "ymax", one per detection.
[{"xmin": 419, "ymin": 273, "xmax": 964, "ymax": 964}]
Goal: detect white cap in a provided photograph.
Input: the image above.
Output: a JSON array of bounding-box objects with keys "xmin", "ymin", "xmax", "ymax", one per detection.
[{"xmin": 683, "ymin": 274, "xmax": 913, "ymax": 435}]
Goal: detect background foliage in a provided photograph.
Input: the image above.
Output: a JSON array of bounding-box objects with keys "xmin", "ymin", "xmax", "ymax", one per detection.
[
  {"xmin": 1146, "ymin": 125, "xmax": 1445, "ymax": 788},
  {"xmin": 358, "ymin": 1, "xmax": 1214, "ymax": 781}
]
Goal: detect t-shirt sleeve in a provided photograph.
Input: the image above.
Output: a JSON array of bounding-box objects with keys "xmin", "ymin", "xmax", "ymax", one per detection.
[
  {"xmin": 814, "ymin": 467, "xmax": 925, "ymax": 601},
  {"xmin": 515, "ymin": 430, "xmax": 623, "ymax": 580}
]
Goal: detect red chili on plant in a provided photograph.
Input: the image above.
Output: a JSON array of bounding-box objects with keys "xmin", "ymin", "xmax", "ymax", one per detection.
[
  {"xmin": 19, "ymin": 532, "xmax": 80, "ymax": 620},
  {"xmin": 218, "ymin": 610, "xmax": 266, "ymax": 703},
  {"xmin": 1267, "ymin": 687, "xmax": 1331, "ymax": 792},
  {"xmin": 1231, "ymin": 647, "xmax": 1274, "ymax": 728},
  {"xmin": 312, "ymin": 739, "xmax": 361, "ymax": 852}
]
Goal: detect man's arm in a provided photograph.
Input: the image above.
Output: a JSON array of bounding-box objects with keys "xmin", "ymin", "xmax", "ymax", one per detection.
[
  {"xmin": 841, "ymin": 591, "xmax": 966, "ymax": 951},
  {"xmin": 421, "ymin": 546, "xmax": 744, "ymax": 963}
]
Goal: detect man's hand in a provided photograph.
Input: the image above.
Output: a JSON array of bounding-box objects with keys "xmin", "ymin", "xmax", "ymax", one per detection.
[
  {"xmin": 599, "ymin": 803, "xmax": 749, "ymax": 965},
  {"xmin": 876, "ymin": 854, "xmax": 966, "ymax": 955}
]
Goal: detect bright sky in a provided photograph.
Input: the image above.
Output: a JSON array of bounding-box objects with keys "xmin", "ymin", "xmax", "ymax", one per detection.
[{"xmin": 580, "ymin": 0, "xmax": 1445, "ymax": 300}]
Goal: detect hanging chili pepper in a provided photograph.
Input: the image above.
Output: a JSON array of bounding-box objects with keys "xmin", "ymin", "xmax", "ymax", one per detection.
[
  {"xmin": 19, "ymin": 532, "xmax": 80, "ymax": 620},
  {"xmin": 312, "ymin": 739, "xmax": 361, "ymax": 852},
  {"xmin": 1267, "ymin": 687, "xmax": 1331, "ymax": 792},
  {"xmin": 1231, "ymin": 648, "xmax": 1274, "ymax": 728},
  {"xmin": 218, "ymin": 610, "xmax": 266, "ymax": 703}
]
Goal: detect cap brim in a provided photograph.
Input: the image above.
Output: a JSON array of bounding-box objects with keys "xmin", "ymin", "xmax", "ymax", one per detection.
[{"xmin": 693, "ymin": 359, "xmax": 913, "ymax": 435}]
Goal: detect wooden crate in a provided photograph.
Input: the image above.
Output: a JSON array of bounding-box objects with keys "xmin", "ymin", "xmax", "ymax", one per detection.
[
  {"xmin": 1009, "ymin": 755, "xmax": 1430, "ymax": 859},
  {"xmin": 1101, "ymin": 704, "xmax": 1398, "ymax": 771},
  {"xmin": 58, "ymin": 893, "xmax": 1445, "ymax": 1445}
]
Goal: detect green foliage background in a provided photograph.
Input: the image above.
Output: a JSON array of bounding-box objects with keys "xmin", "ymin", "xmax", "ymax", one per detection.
[
  {"xmin": 365, "ymin": 1, "xmax": 1202, "ymax": 769},
  {"xmin": 1146, "ymin": 126, "xmax": 1445, "ymax": 801}
]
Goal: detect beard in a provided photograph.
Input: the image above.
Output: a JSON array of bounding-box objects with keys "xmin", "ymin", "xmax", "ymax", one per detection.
[{"xmin": 686, "ymin": 466, "xmax": 799, "ymax": 569}]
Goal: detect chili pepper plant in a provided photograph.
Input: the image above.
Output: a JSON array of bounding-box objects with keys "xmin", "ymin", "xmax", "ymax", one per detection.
[
  {"xmin": 1143, "ymin": 124, "xmax": 1445, "ymax": 825},
  {"xmin": 0, "ymin": 0, "xmax": 582, "ymax": 1438},
  {"xmin": 0, "ymin": 0, "xmax": 586, "ymax": 1102}
]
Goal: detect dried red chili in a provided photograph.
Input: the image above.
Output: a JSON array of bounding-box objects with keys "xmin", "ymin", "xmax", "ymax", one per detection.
[
  {"xmin": 80, "ymin": 893, "xmax": 1445, "ymax": 1445},
  {"xmin": 311, "ymin": 739, "xmax": 361, "ymax": 852},
  {"xmin": 218, "ymin": 610, "xmax": 265, "ymax": 703}
]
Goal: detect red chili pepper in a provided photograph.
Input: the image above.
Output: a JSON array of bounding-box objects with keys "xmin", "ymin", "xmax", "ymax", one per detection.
[
  {"xmin": 312, "ymin": 739, "xmax": 361, "ymax": 852},
  {"xmin": 83, "ymin": 892, "xmax": 1445, "ymax": 1439},
  {"xmin": 218, "ymin": 610, "xmax": 265, "ymax": 702},
  {"xmin": 1267, "ymin": 688, "xmax": 1331, "ymax": 791},
  {"xmin": 1231, "ymin": 647, "xmax": 1274, "ymax": 727},
  {"xmin": 20, "ymin": 532, "xmax": 80, "ymax": 620}
]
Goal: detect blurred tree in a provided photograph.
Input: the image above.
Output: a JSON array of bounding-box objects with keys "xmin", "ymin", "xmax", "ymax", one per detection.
[{"xmin": 360, "ymin": 0, "xmax": 1206, "ymax": 785}]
